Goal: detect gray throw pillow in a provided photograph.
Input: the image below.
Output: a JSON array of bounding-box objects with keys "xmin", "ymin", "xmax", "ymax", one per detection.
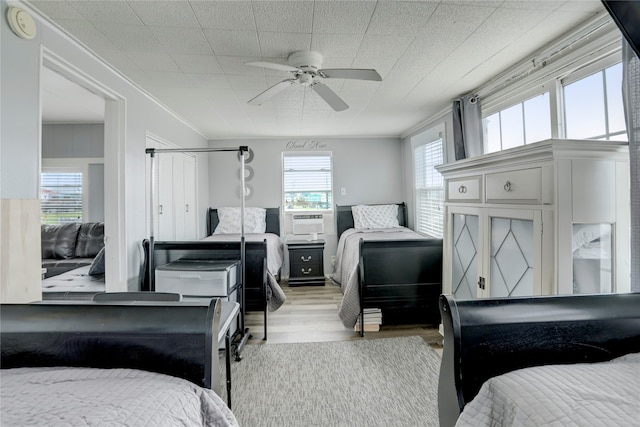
[{"xmin": 88, "ymin": 246, "xmax": 105, "ymax": 276}]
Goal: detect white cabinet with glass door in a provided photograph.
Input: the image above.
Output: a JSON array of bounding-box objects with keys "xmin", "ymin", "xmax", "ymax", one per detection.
[
  {"xmin": 438, "ymin": 139, "xmax": 629, "ymax": 299},
  {"xmin": 447, "ymin": 205, "xmax": 544, "ymax": 299}
]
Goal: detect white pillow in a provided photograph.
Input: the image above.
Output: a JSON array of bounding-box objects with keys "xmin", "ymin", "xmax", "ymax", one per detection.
[
  {"xmin": 352, "ymin": 204, "xmax": 400, "ymax": 229},
  {"xmin": 213, "ymin": 207, "xmax": 266, "ymax": 234}
]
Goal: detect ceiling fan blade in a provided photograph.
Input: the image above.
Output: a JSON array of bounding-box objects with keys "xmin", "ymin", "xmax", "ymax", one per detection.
[
  {"xmin": 248, "ymin": 79, "xmax": 296, "ymax": 106},
  {"xmin": 312, "ymin": 82, "xmax": 349, "ymax": 111},
  {"xmin": 319, "ymin": 68, "xmax": 382, "ymax": 81},
  {"xmin": 245, "ymin": 61, "xmax": 299, "ymax": 73}
]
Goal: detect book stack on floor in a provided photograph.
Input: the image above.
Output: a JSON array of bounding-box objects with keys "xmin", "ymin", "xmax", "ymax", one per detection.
[{"xmin": 355, "ymin": 308, "xmax": 382, "ymax": 332}]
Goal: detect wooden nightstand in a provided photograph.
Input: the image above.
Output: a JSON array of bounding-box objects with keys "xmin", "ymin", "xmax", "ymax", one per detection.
[{"xmin": 287, "ymin": 239, "xmax": 325, "ymax": 286}]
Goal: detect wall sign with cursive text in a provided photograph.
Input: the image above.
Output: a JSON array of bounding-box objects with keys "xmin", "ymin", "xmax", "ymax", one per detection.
[{"xmin": 285, "ymin": 140, "xmax": 328, "ymax": 150}]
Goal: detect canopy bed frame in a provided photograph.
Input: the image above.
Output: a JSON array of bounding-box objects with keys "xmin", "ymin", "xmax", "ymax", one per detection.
[{"xmin": 145, "ymin": 146, "xmax": 251, "ymax": 357}]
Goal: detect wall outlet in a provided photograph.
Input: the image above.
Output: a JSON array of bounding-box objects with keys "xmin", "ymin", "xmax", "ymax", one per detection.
[{"xmin": 331, "ymin": 255, "xmax": 336, "ymax": 265}]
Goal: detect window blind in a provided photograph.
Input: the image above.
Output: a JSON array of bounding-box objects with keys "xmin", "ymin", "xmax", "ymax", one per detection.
[
  {"xmin": 41, "ymin": 172, "xmax": 83, "ymax": 224},
  {"xmin": 414, "ymin": 139, "xmax": 444, "ymax": 237},
  {"xmin": 283, "ymin": 154, "xmax": 332, "ymax": 210}
]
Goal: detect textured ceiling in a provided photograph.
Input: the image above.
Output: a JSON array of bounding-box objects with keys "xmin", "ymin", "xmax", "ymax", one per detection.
[{"xmin": 30, "ymin": 0, "xmax": 606, "ymax": 139}]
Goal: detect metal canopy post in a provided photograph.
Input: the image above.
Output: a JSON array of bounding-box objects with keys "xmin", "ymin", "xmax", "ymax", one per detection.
[{"xmin": 145, "ymin": 145, "xmax": 250, "ymax": 358}]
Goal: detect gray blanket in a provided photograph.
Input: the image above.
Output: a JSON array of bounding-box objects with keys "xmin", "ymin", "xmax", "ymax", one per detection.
[
  {"xmin": 0, "ymin": 367, "xmax": 238, "ymax": 426},
  {"xmin": 456, "ymin": 353, "xmax": 640, "ymax": 426}
]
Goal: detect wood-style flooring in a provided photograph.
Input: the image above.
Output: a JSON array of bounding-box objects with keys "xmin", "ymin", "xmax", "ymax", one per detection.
[{"xmin": 242, "ymin": 279, "xmax": 443, "ymax": 351}]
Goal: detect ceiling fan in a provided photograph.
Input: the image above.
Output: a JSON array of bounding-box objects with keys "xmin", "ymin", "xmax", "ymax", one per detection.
[{"xmin": 245, "ymin": 51, "xmax": 382, "ymax": 112}]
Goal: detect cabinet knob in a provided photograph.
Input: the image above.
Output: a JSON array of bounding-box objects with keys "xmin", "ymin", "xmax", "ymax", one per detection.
[
  {"xmin": 301, "ymin": 268, "xmax": 312, "ymax": 275},
  {"xmin": 158, "ymin": 204, "xmax": 163, "ymax": 214},
  {"xmin": 458, "ymin": 185, "xmax": 467, "ymax": 194},
  {"xmin": 503, "ymin": 181, "xmax": 512, "ymax": 192},
  {"xmin": 301, "ymin": 255, "xmax": 312, "ymax": 262}
]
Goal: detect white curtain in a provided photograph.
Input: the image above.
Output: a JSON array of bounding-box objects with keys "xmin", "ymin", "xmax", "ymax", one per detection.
[{"xmin": 622, "ymin": 40, "xmax": 640, "ymax": 293}]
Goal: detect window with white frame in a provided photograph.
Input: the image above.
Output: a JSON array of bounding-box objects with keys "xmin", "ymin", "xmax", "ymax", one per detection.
[
  {"xmin": 283, "ymin": 153, "xmax": 332, "ymax": 211},
  {"xmin": 413, "ymin": 134, "xmax": 444, "ymax": 238},
  {"xmin": 563, "ymin": 62, "xmax": 626, "ymax": 141},
  {"xmin": 40, "ymin": 170, "xmax": 83, "ymax": 224},
  {"xmin": 484, "ymin": 92, "xmax": 552, "ymax": 153}
]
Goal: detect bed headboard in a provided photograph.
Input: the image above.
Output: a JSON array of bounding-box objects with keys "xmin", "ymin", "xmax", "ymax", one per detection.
[
  {"xmin": 336, "ymin": 203, "xmax": 408, "ymax": 238},
  {"xmin": 438, "ymin": 292, "xmax": 640, "ymax": 427},
  {"xmin": 207, "ymin": 207, "xmax": 280, "ymax": 236},
  {"xmin": 1, "ymin": 299, "xmax": 222, "ymax": 391}
]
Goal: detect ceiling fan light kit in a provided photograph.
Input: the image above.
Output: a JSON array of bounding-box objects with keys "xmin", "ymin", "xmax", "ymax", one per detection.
[{"xmin": 246, "ymin": 50, "xmax": 381, "ymax": 112}]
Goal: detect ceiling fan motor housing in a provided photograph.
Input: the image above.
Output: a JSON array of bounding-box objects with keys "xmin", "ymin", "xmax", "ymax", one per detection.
[{"xmin": 288, "ymin": 50, "xmax": 323, "ymax": 73}]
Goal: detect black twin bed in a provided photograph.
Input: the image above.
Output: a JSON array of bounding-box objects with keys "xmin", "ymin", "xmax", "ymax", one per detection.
[
  {"xmin": 333, "ymin": 203, "xmax": 443, "ymax": 335},
  {"xmin": 438, "ymin": 292, "xmax": 640, "ymax": 426},
  {"xmin": 0, "ymin": 298, "xmax": 238, "ymax": 426}
]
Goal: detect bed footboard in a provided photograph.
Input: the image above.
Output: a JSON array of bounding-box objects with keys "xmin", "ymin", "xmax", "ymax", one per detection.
[
  {"xmin": 438, "ymin": 293, "xmax": 640, "ymax": 427},
  {"xmin": 1, "ymin": 299, "xmax": 222, "ymax": 392},
  {"xmin": 358, "ymin": 239, "xmax": 443, "ymax": 336}
]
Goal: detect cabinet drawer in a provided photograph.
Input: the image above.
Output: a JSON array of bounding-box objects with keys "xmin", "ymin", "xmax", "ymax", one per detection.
[
  {"xmin": 447, "ymin": 177, "xmax": 481, "ymax": 202},
  {"xmin": 486, "ymin": 168, "xmax": 542, "ymax": 204}
]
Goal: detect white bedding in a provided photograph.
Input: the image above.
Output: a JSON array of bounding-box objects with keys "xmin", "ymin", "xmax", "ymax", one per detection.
[
  {"xmin": 0, "ymin": 367, "xmax": 238, "ymax": 426},
  {"xmin": 201, "ymin": 233, "xmax": 285, "ymax": 311},
  {"xmin": 456, "ymin": 353, "xmax": 640, "ymax": 427},
  {"xmin": 333, "ymin": 227, "xmax": 427, "ymax": 328}
]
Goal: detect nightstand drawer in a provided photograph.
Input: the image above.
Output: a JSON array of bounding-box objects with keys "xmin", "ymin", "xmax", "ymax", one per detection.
[
  {"xmin": 290, "ymin": 263, "xmax": 322, "ymax": 278},
  {"xmin": 290, "ymin": 248, "xmax": 323, "ymax": 268},
  {"xmin": 287, "ymin": 240, "xmax": 325, "ymax": 286}
]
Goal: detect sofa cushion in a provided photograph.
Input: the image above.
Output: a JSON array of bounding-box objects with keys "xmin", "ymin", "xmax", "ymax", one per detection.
[
  {"xmin": 42, "ymin": 258, "xmax": 93, "ymax": 278},
  {"xmin": 41, "ymin": 223, "xmax": 81, "ymax": 259},
  {"xmin": 75, "ymin": 222, "xmax": 105, "ymax": 258}
]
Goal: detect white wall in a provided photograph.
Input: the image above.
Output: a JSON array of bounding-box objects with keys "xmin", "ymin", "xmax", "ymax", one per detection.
[
  {"xmin": 0, "ymin": 0, "xmax": 210, "ymax": 300},
  {"xmin": 208, "ymin": 137, "xmax": 404, "ymax": 275},
  {"xmin": 42, "ymin": 123, "xmax": 104, "ymax": 158}
]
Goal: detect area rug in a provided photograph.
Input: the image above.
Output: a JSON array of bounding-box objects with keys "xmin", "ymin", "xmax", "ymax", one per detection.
[{"xmin": 228, "ymin": 336, "xmax": 441, "ymax": 427}]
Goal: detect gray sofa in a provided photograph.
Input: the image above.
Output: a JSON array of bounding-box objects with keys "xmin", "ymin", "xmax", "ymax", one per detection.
[{"xmin": 41, "ymin": 222, "xmax": 104, "ymax": 278}]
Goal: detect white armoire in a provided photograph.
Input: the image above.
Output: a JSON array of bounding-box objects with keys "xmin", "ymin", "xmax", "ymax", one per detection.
[{"xmin": 436, "ymin": 139, "xmax": 629, "ymax": 299}]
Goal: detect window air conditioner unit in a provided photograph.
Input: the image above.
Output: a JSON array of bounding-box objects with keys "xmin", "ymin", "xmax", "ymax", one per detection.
[{"xmin": 292, "ymin": 214, "xmax": 324, "ymax": 235}]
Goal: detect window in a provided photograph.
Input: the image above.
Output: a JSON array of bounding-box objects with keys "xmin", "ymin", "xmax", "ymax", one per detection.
[
  {"xmin": 283, "ymin": 154, "xmax": 332, "ymax": 211},
  {"xmin": 484, "ymin": 93, "xmax": 551, "ymax": 153},
  {"xmin": 40, "ymin": 171, "xmax": 83, "ymax": 224},
  {"xmin": 413, "ymin": 135, "xmax": 444, "ymax": 238},
  {"xmin": 563, "ymin": 62, "xmax": 626, "ymax": 140}
]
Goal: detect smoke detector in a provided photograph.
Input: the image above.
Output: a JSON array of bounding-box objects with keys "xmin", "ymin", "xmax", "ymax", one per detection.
[{"xmin": 7, "ymin": 7, "xmax": 37, "ymax": 40}]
